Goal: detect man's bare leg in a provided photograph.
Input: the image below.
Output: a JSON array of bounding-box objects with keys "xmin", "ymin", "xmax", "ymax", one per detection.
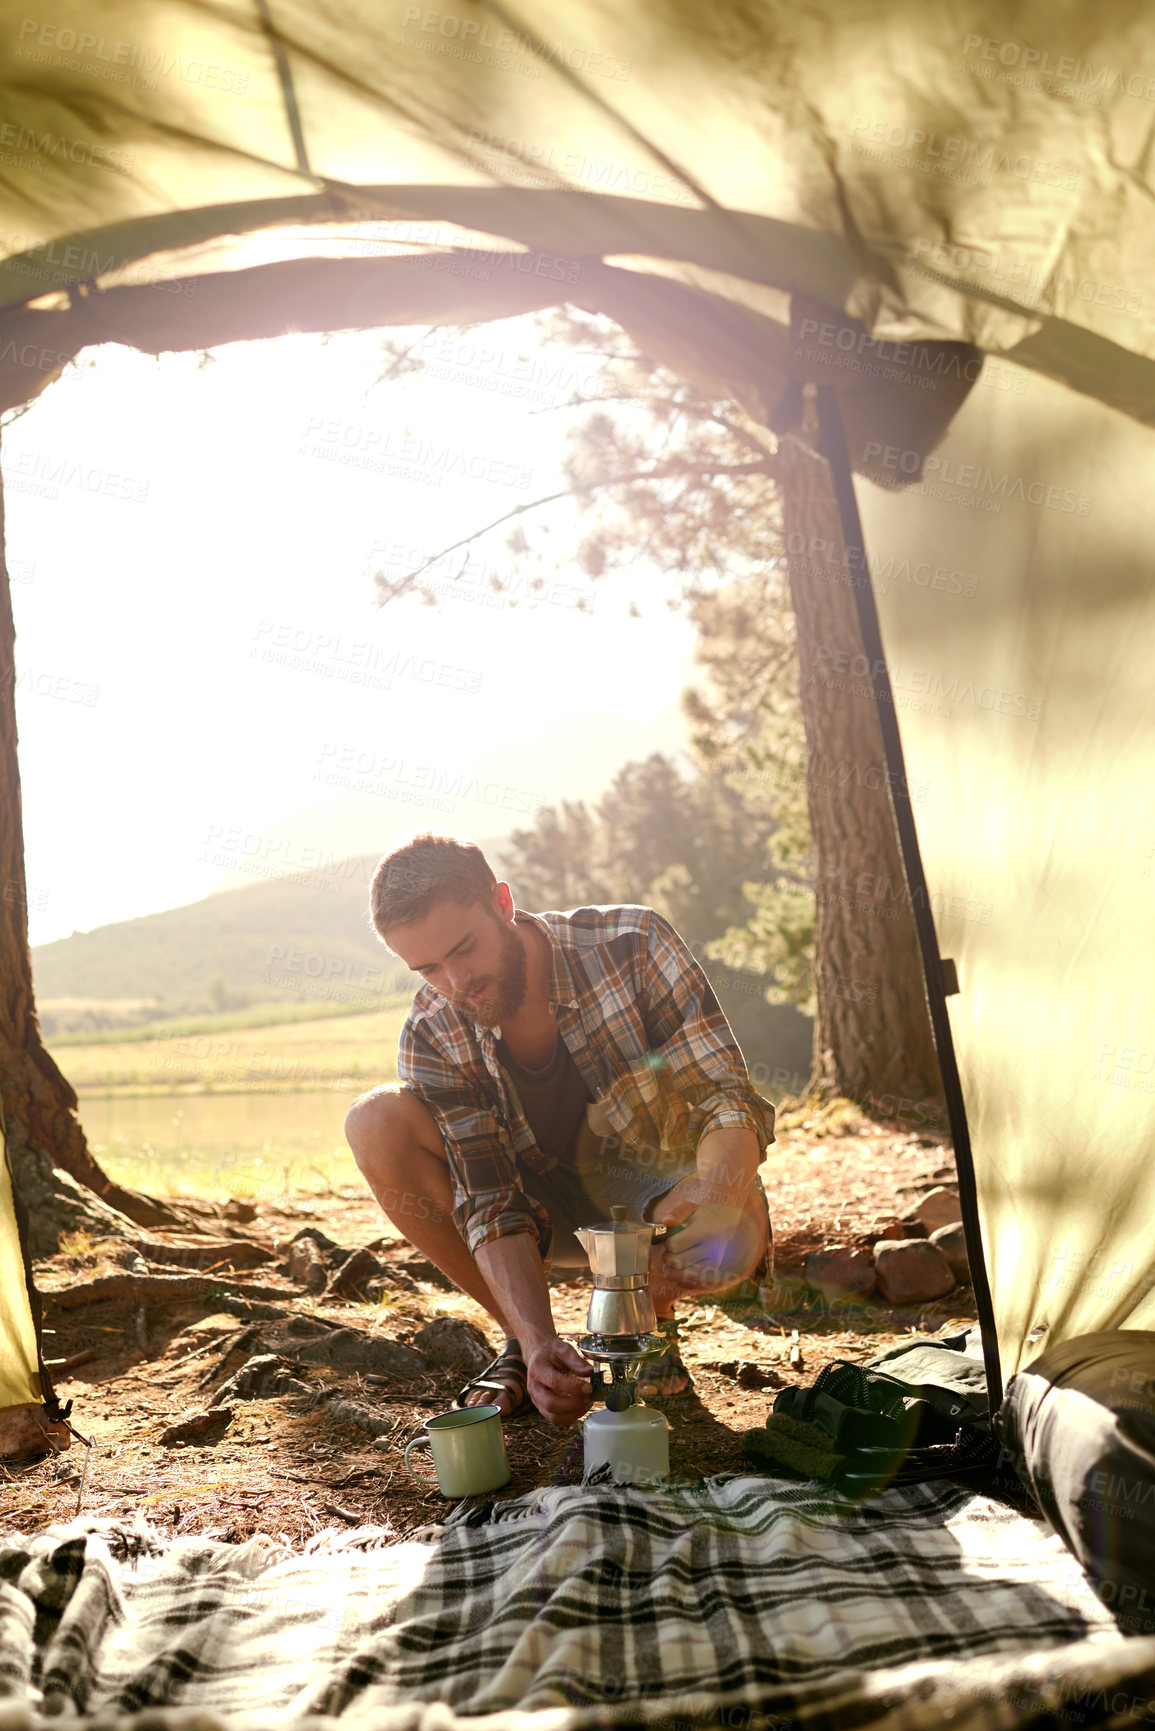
[{"xmin": 344, "ymin": 1085, "xmax": 524, "ymax": 1410}]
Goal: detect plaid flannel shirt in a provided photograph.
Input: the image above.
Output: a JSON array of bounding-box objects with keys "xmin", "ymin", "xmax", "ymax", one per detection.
[{"xmin": 397, "ymin": 904, "xmax": 776, "ymax": 1254}]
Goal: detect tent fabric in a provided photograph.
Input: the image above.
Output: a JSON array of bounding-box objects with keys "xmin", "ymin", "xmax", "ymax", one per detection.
[
  {"xmin": 855, "ymin": 358, "xmax": 1155, "ymax": 1368},
  {"xmin": 1, "ymin": 0, "xmax": 1154, "ymax": 1378},
  {"xmin": 2, "ymin": 1, "xmax": 1155, "ymax": 417},
  {"xmin": 0, "ymin": 1480, "xmax": 1143, "ymax": 1728},
  {"xmin": 0, "ymin": 1124, "xmax": 44, "ymax": 1410}
]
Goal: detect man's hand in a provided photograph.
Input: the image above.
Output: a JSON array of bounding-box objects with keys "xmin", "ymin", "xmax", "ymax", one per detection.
[
  {"xmin": 473, "ymin": 1233, "xmax": 590, "ymax": 1422},
  {"xmin": 525, "ymin": 1335, "xmax": 595, "ymax": 1425},
  {"xmin": 649, "ymin": 1174, "xmax": 764, "ymax": 1300}
]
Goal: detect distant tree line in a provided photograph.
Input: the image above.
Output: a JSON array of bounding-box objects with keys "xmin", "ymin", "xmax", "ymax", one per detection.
[{"xmin": 502, "ymin": 748, "xmax": 782, "ymax": 974}]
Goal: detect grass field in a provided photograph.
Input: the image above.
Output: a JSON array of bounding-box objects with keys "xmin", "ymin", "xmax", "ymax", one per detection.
[
  {"xmin": 54, "ymin": 998, "xmax": 410, "ymax": 1097},
  {"xmin": 43, "ymin": 992, "xmax": 409, "ymax": 1046}
]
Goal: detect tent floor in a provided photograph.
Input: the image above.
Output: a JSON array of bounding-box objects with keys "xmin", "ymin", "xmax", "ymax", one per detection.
[{"xmin": 7, "ymin": 1105, "xmax": 977, "ymax": 1540}]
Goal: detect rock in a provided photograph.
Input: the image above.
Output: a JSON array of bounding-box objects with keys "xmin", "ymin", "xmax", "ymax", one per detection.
[
  {"xmin": 0, "ymin": 1404, "xmax": 71, "ymax": 1462},
  {"xmin": 874, "ymin": 1239, "xmax": 956, "ymax": 1305},
  {"xmin": 317, "ymin": 1395, "xmax": 401, "ymax": 1440},
  {"xmin": 911, "ymin": 1186, "xmax": 962, "ymax": 1234},
  {"xmin": 930, "ymin": 1222, "xmax": 971, "ymax": 1286},
  {"xmin": 365, "ymin": 1270, "xmax": 423, "ymax": 1299},
  {"xmin": 739, "ymin": 1363, "xmax": 786, "ymax": 1390},
  {"xmin": 323, "ymin": 1247, "xmax": 385, "ymax": 1301},
  {"xmin": 287, "ymin": 1236, "xmax": 327, "ymax": 1293},
  {"xmin": 701, "ymin": 1359, "xmax": 785, "ymax": 1389},
  {"xmin": 210, "ymin": 1355, "xmax": 311, "ymax": 1405},
  {"xmin": 412, "ymin": 1316, "xmax": 495, "ymax": 1372},
  {"xmin": 858, "ymin": 1219, "xmax": 927, "ymax": 1244},
  {"xmin": 260, "ymin": 1315, "xmax": 337, "ymax": 1349},
  {"xmin": 803, "ymin": 1245, "xmax": 877, "ymax": 1299},
  {"xmin": 159, "ymin": 1408, "xmax": 234, "ymax": 1448},
  {"xmin": 291, "ymin": 1225, "xmax": 342, "ymax": 1254},
  {"xmin": 395, "ymin": 1254, "xmax": 456, "ymax": 1292}
]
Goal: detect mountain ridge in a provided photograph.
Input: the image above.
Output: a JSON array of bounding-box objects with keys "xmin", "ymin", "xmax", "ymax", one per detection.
[{"xmin": 32, "ymin": 852, "xmax": 410, "ymax": 1031}]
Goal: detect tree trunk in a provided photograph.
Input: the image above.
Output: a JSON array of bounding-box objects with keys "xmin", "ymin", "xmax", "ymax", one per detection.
[
  {"xmin": 777, "ymin": 432, "xmax": 944, "ymax": 1116},
  {"xmin": 0, "ymin": 463, "xmax": 177, "ymax": 1248}
]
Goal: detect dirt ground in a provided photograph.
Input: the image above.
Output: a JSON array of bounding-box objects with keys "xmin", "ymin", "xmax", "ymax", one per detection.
[{"xmin": 2, "ymin": 1105, "xmax": 978, "ymax": 1541}]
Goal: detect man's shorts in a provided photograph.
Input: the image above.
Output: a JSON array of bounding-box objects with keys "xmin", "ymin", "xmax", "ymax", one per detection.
[
  {"xmin": 517, "ymin": 1130, "xmax": 772, "ymax": 1275},
  {"xmin": 518, "ymin": 1139, "xmax": 698, "ymax": 1266}
]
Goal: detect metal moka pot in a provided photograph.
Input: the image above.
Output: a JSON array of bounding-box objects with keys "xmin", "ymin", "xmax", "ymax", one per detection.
[
  {"xmin": 574, "ymin": 1205, "xmax": 660, "ymax": 1338},
  {"xmin": 575, "ymin": 1207, "xmax": 670, "ymax": 1485}
]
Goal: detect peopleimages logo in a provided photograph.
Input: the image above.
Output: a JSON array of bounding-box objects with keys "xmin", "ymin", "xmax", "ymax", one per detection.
[
  {"xmin": 811, "ymin": 645, "xmax": 1043, "ymax": 721},
  {"xmin": 1, "ymin": 662, "xmax": 100, "ymax": 707},
  {"xmin": 5, "ymin": 449, "xmax": 150, "ymax": 503},
  {"xmin": 912, "ymin": 239, "xmax": 1143, "ymax": 317},
  {"xmin": 313, "ymin": 744, "xmax": 547, "ymax": 815},
  {"xmin": 961, "ymin": 31, "xmax": 1155, "ymax": 104},
  {"xmin": 797, "ymin": 314, "xmax": 986, "ymax": 377},
  {"xmin": 0, "ymin": 119, "xmax": 134, "ymax": 174},
  {"xmin": 862, "ymin": 442, "xmax": 1092, "ymax": 516},
  {"xmin": 0, "ymin": 228, "xmax": 198, "ymax": 297},
  {"xmin": 400, "ymin": 8, "xmax": 632, "ymax": 80},
  {"xmin": 849, "ymin": 117, "xmax": 1078, "ymax": 189},
  {"xmin": 250, "ymin": 627, "xmax": 484, "ymax": 696},
  {"xmin": 2, "ymin": 878, "xmax": 49, "ymax": 913},
  {"xmin": 782, "ymin": 530, "xmax": 980, "ymax": 600},
  {"xmin": 298, "ymin": 417, "xmax": 534, "ymax": 490},
  {"xmin": 15, "ymin": 18, "xmax": 250, "ymax": 93}
]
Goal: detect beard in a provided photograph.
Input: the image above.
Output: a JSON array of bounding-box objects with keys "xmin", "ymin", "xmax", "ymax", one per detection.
[{"xmin": 456, "ymin": 916, "xmax": 528, "ymax": 1026}]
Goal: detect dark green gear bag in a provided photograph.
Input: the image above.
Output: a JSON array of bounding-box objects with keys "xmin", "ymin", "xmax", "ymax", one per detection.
[{"xmin": 744, "ymin": 1329, "xmax": 1002, "ymax": 1497}]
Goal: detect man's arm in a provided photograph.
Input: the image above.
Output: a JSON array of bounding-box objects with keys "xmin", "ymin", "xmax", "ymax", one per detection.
[
  {"xmin": 650, "ymin": 1125, "xmax": 764, "ymax": 1288},
  {"xmin": 474, "ymin": 1233, "xmax": 595, "ymax": 1424},
  {"xmin": 632, "ymin": 911, "xmax": 773, "ymax": 1291},
  {"xmin": 694, "ymin": 1123, "xmax": 763, "ymax": 1202},
  {"xmin": 401, "ymin": 1017, "xmax": 592, "ymax": 1419}
]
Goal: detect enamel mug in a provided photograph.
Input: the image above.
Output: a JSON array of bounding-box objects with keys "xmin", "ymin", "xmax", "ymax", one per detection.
[{"xmin": 403, "ymin": 1405, "xmax": 511, "ymax": 1498}]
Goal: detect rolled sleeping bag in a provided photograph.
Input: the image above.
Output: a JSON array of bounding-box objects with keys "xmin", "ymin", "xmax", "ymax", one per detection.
[{"xmin": 996, "ymin": 1330, "xmax": 1155, "ymax": 1634}]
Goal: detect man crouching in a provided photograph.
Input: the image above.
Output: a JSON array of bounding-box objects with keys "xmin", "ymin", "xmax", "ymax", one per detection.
[{"xmin": 345, "ymin": 833, "xmax": 774, "ymax": 1425}]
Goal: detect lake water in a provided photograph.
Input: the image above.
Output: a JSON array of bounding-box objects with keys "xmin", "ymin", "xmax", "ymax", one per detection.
[{"xmin": 80, "ymin": 1089, "xmax": 361, "ymax": 1201}]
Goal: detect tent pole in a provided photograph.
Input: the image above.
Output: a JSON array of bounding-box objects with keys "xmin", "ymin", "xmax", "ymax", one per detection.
[{"xmin": 813, "ymin": 386, "xmax": 1004, "ymax": 1413}]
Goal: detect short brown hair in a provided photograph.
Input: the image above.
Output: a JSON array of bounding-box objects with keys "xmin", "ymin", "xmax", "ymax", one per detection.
[{"xmin": 370, "ymin": 833, "xmax": 497, "ymax": 936}]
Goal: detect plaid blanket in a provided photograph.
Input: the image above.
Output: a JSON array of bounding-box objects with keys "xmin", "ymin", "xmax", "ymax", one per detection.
[{"xmin": 2, "ymin": 1476, "xmax": 1153, "ymax": 1731}]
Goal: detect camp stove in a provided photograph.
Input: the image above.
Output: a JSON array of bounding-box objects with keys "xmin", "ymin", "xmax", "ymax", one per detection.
[{"xmin": 574, "ymin": 1208, "xmax": 670, "ymax": 1484}]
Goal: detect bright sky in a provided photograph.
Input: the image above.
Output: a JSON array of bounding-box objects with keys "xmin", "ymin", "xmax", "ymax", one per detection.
[{"xmin": 4, "ymin": 317, "xmax": 696, "ymax": 947}]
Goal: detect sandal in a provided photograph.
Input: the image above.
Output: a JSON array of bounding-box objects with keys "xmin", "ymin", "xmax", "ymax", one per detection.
[
  {"xmin": 454, "ymin": 1338, "xmax": 536, "ymax": 1420},
  {"xmin": 636, "ymin": 1318, "xmax": 694, "ymax": 1399}
]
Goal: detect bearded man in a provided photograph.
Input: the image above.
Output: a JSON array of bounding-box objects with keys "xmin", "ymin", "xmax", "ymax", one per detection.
[{"xmin": 345, "ymin": 833, "xmax": 774, "ymax": 1425}]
